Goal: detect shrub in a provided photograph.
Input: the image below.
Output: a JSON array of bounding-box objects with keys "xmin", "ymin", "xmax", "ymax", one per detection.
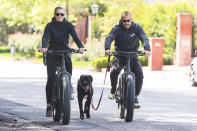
[
  {"xmin": 163, "ymin": 54, "xmax": 173, "ymax": 65},
  {"xmin": 71, "ymin": 38, "xmax": 105, "ymax": 62},
  {"xmin": 92, "ymin": 56, "xmax": 149, "ymax": 69},
  {"xmin": 92, "ymin": 56, "xmax": 113, "ymax": 69},
  {"xmin": 138, "ymin": 56, "xmax": 148, "ymax": 66},
  {"xmin": 35, "ymin": 51, "xmax": 43, "ymax": 59},
  {"xmin": 9, "ymin": 33, "xmax": 41, "ymax": 58},
  {"xmin": 0, "ymin": 46, "xmax": 10, "ymax": 53}
]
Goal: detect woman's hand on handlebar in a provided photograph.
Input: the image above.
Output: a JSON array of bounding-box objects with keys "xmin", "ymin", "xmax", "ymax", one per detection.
[
  {"xmin": 39, "ymin": 48, "xmax": 47, "ymax": 53},
  {"xmin": 105, "ymin": 49, "xmax": 113, "ymax": 56}
]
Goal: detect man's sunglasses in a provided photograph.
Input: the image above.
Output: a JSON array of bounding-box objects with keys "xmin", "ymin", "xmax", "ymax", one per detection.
[
  {"xmin": 55, "ymin": 13, "xmax": 65, "ymax": 16},
  {"xmin": 122, "ymin": 19, "xmax": 131, "ymax": 23}
]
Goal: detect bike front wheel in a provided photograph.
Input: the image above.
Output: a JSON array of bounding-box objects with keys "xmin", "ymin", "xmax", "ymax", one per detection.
[
  {"xmin": 52, "ymin": 80, "xmax": 61, "ymax": 122},
  {"xmin": 124, "ymin": 74, "xmax": 135, "ymax": 122},
  {"xmin": 61, "ymin": 74, "xmax": 71, "ymax": 125}
]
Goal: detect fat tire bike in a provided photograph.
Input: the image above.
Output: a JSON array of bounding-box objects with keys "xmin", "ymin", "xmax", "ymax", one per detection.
[
  {"xmin": 43, "ymin": 48, "xmax": 82, "ymax": 125},
  {"xmin": 110, "ymin": 51, "xmax": 144, "ymax": 122}
]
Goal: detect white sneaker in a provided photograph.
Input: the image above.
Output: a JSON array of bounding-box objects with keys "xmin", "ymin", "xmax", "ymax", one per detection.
[
  {"xmin": 134, "ymin": 98, "xmax": 141, "ymax": 109},
  {"xmin": 108, "ymin": 93, "xmax": 115, "ymax": 99}
]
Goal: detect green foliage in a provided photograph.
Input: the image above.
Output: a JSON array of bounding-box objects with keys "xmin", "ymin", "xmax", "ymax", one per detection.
[
  {"xmin": 0, "ymin": 0, "xmax": 65, "ymax": 30},
  {"xmin": 92, "ymin": 55, "xmax": 174, "ymax": 69},
  {"xmin": 100, "ymin": 0, "xmax": 148, "ymax": 36},
  {"xmin": 92, "ymin": 19, "xmax": 102, "ymax": 39},
  {"xmin": 0, "ymin": 46, "xmax": 10, "ymax": 52},
  {"xmin": 92, "ymin": 56, "xmax": 113, "ymax": 69},
  {"xmin": 71, "ymin": 38, "xmax": 105, "ymax": 61},
  {"xmin": 142, "ymin": 2, "xmax": 197, "ymax": 57},
  {"xmin": 92, "ymin": 55, "xmax": 148, "ymax": 69},
  {"xmin": 9, "ymin": 33, "xmax": 41, "ymax": 57},
  {"xmin": 138, "ymin": 56, "xmax": 148, "ymax": 66},
  {"xmin": 1, "ymin": 0, "xmax": 197, "ymax": 67},
  {"xmin": 98, "ymin": 1, "xmax": 197, "ymax": 64},
  {"xmin": 35, "ymin": 51, "xmax": 43, "ymax": 59},
  {"xmin": 0, "ymin": 18, "xmax": 8, "ymax": 45},
  {"xmin": 163, "ymin": 53, "xmax": 173, "ymax": 65},
  {"xmin": 70, "ymin": 0, "xmax": 107, "ymax": 17}
]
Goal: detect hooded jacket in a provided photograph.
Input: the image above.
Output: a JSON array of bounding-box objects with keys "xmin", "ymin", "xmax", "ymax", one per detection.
[
  {"xmin": 105, "ymin": 21, "xmax": 150, "ymax": 52},
  {"xmin": 42, "ymin": 17, "xmax": 84, "ymax": 50}
]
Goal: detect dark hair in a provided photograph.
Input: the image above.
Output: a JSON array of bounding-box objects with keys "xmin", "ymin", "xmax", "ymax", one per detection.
[
  {"xmin": 121, "ymin": 11, "xmax": 132, "ymax": 19},
  {"xmin": 54, "ymin": 7, "xmax": 65, "ymax": 14}
]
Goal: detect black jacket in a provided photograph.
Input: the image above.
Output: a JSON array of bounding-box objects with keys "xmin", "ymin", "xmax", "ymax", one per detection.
[
  {"xmin": 42, "ymin": 17, "xmax": 84, "ymax": 50},
  {"xmin": 105, "ymin": 22, "xmax": 150, "ymax": 51}
]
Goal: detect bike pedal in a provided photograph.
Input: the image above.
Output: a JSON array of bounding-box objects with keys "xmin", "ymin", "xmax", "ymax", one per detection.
[
  {"xmin": 115, "ymin": 96, "xmax": 121, "ymax": 103},
  {"xmin": 134, "ymin": 105, "xmax": 141, "ymax": 109},
  {"xmin": 70, "ymin": 95, "xmax": 74, "ymax": 100}
]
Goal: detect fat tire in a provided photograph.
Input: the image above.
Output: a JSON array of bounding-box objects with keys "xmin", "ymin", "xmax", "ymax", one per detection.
[
  {"xmin": 61, "ymin": 74, "xmax": 71, "ymax": 125},
  {"xmin": 125, "ymin": 74, "xmax": 135, "ymax": 122}
]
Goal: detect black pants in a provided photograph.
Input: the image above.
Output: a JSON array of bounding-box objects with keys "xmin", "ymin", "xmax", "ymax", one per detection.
[
  {"xmin": 110, "ymin": 56, "xmax": 143, "ymax": 96},
  {"xmin": 46, "ymin": 54, "xmax": 72, "ymax": 104}
]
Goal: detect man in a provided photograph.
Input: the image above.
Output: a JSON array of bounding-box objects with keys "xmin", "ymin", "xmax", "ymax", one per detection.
[
  {"xmin": 105, "ymin": 11, "xmax": 151, "ymax": 108},
  {"xmin": 40, "ymin": 7, "xmax": 85, "ymax": 117}
]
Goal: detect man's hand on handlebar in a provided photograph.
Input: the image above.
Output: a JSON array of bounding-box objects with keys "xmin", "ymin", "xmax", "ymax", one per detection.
[
  {"xmin": 144, "ymin": 50, "xmax": 151, "ymax": 57},
  {"xmin": 79, "ymin": 48, "xmax": 86, "ymax": 54},
  {"xmin": 40, "ymin": 48, "xmax": 47, "ymax": 53},
  {"xmin": 105, "ymin": 49, "xmax": 113, "ymax": 56}
]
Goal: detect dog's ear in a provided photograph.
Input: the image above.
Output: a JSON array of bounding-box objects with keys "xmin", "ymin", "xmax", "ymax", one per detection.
[
  {"xmin": 80, "ymin": 75, "xmax": 84, "ymax": 80},
  {"xmin": 89, "ymin": 75, "xmax": 93, "ymax": 82}
]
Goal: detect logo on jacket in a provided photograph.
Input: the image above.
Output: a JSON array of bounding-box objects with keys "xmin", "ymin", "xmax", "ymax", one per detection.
[{"xmin": 130, "ymin": 33, "xmax": 135, "ymax": 38}]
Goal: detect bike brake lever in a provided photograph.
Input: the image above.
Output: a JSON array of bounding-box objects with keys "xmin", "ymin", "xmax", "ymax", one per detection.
[
  {"xmin": 137, "ymin": 51, "xmax": 144, "ymax": 56},
  {"xmin": 73, "ymin": 48, "xmax": 87, "ymax": 54}
]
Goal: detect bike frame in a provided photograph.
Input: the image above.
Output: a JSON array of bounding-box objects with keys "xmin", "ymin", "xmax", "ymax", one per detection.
[{"xmin": 55, "ymin": 53, "xmax": 71, "ymax": 103}]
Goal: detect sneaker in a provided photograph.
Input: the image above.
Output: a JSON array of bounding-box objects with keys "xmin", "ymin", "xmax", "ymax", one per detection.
[
  {"xmin": 46, "ymin": 105, "xmax": 52, "ymax": 117},
  {"xmin": 134, "ymin": 98, "xmax": 141, "ymax": 109},
  {"xmin": 108, "ymin": 93, "xmax": 115, "ymax": 99}
]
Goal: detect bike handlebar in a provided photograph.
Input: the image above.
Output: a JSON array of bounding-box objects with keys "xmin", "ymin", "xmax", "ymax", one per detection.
[
  {"xmin": 39, "ymin": 48, "xmax": 87, "ymax": 54},
  {"xmin": 111, "ymin": 51, "xmax": 144, "ymax": 57}
]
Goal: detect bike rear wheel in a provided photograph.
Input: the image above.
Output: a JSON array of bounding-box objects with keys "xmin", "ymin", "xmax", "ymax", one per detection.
[
  {"xmin": 125, "ymin": 74, "xmax": 135, "ymax": 122},
  {"xmin": 53, "ymin": 100, "xmax": 61, "ymax": 121},
  {"xmin": 61, "ymin": 74, "xmax": 71, "ymax": 125}
]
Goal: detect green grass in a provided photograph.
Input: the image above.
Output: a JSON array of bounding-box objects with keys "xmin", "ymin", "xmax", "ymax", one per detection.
[{"xmin": 0, "ymin": 52, "xmax": 22, "ymax": 60}]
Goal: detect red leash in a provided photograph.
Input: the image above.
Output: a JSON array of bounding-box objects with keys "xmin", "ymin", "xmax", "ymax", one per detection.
[{"xmin": 91, "ymin": 56, "xmax": 111, "ymax": 110}]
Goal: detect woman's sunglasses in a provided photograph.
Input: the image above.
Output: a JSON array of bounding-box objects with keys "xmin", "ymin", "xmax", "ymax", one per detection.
[
  {"xmin": 122, "ymin": 19, "xmax": 131, "ymax": 23},
  {"xmin": 55, "ymin": 13, "xmax": 65, "ymax": 17}
]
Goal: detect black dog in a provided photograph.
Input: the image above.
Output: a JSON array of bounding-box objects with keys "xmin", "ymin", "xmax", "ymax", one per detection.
[{"xmin": 77, "ymin": 75, "xmax": 93, "ymax": 120}]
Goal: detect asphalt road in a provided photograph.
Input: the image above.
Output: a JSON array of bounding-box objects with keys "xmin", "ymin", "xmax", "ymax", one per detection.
[{"xmin": 0, "ymin": 58, "xmax": 197, "ymax": 131}]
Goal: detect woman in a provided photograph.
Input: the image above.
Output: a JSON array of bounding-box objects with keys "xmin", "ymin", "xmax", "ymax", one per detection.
[{"xmin": 40, "ymin": 7, "xmax": 85, "ymax": 117}]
